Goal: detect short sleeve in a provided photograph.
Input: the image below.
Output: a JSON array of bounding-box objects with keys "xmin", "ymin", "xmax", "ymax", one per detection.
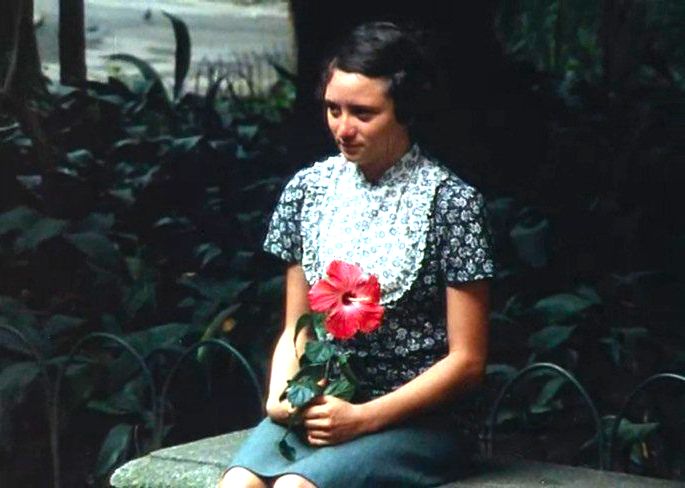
[
  {"xmin": 435, "ymin": 179, "xmax": 495, "ymax": 285},
  {"xmin": 262, "ymin": 171, "xmax": 307, "ymax": 263}
]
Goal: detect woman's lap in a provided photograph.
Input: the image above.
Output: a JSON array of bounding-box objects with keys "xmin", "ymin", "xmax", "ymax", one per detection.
[{"xmin": 227, "ymin": 415, "xmax": 473, "ymax": 488}]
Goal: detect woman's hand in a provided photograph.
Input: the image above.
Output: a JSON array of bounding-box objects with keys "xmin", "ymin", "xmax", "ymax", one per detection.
[
  {"xmin": 266, "ymin": 398, "xmax": 296, "ymax": 425},
  {"xmin": 301, "ymin": 396, "xmax": 372, "ymax": 446}
]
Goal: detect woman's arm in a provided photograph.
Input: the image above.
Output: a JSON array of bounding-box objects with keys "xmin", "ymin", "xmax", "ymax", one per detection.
[
  {"xmin": 303, "ymin": 279, "xmax": 489, "ymax": 445},
  {"xmin": 264, "ymin": 263, "xmax": 311, "ymax": 423}
]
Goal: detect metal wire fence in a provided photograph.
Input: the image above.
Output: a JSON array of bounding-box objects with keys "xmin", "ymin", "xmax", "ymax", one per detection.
[
  {"xmin": 3, "ymin": 315, "xmax": 684, "ymax": 486},
  {"xmin": 192, "ymin": 46, "xmax": 294, "ymax": 97}
]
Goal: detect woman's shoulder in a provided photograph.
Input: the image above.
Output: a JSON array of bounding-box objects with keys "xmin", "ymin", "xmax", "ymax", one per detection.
[{"xmin": 420, "ymin": 155, "xmax": 484, "ymax": 208}]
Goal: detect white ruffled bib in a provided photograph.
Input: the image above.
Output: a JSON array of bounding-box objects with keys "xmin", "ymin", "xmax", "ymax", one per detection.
[{"xmin": 301, "ymin": 145, "xmax": 449, "ymax": 305}]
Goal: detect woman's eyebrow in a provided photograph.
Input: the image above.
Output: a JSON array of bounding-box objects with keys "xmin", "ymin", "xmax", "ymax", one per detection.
[
  {"xmin": 324, "ymin": 99, "xmax": 379, "ymax": 112},
  {"xmin": 349, "ymin": 104, "xmax": 379, "ymax": 112}
]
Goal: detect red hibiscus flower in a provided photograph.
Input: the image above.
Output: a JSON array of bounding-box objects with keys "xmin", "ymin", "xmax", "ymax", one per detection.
[{"xmin": 308, "ymin": 260, "xmax": 384, "ymax": 339}]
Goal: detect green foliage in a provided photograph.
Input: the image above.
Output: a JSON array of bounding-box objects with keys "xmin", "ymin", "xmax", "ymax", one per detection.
[
  {"xmin": 484, "ymin": 1, "xmax": 685, "ymax": 475},
  {"xmin": 162, "ymin": 11, "xmax": 192, "ymax": 100},
  {"xmin": 93, "ymin": 424, "xmax": 134, "ymax": 479},
  {"xmin": 0, "ymin": 11, "xmax": 296, "ymax": 485}
]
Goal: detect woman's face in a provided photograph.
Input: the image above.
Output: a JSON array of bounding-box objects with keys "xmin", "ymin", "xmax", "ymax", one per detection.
[{"xmin": 324, "ymin": 69, "xmax": 410, "ymax": 178}]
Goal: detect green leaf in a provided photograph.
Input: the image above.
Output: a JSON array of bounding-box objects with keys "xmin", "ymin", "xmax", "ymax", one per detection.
[
  {"xmin": 533, "ymin": 293, "xmax": 596, "ymax": 324},
  {"xmin": 311, "ymin": 313, "xmax": 327, "ymax": 341},
  {"xmin": 177, "ymin": 274, "xmax": 251, "ymax": 304},
  {"xmin": 123, "ymin": 279, "xmax": 157, "ymax": 318},
  {"xmin": 338, "ymin": 356, "xmax": 359, "ymax": 386},
  {"xmin": 0, "ymin": 362, "xmax": 41, "ymax": 451},
  {"xmin": 101, "ymin": 314, "xmax": 123, "ymax": 335},
  {"xmin": 194, "ymin": 243, "xmax": 222, "ymax": 268},
  {"xmin": 533, "ymin": 376, "xmax": 568, "ymax": 408},
  {"xmin": 486, "ymin": 363, "xmax": 518, "ymax": 379},
  {"xmin": 528, "ymin": 325, "xmax": 577, "ymax": 352},
  {"xmin": 0, "ymin": 318, "xmax": 33, "ymax": 356},
  {"xmin": 510, "ymin": 217, "xmax": 549, "ymax": 268},
  {"xmin": 286, "ymin": 378, "xmax": 320, "ymax": 408},
  {"xmin": 171, "ymin": 135, "xmax": 203, "ymax": 152},
  {"xmin": 59, "ymin": 362, "xmax": 99, "ymax": 411},
  {"xmin": 584, "ymin": 416, "xmax": 662, "ymax": 455},
  {"xmin": 43, "ymin": 314, "xmax": 86, "ymax": 341},
  {"xmin": 496, "ymin": 407, "xmax": 522, "ymax": 426},
  {"xmin": 93, "ymin": 424, "xmax": 133, "ymax": 479},
  {"xmin": 324, "ymin": 376, "xmax": 355, "ymax": 401},
  {"xmin": 15, "ymin": 217, "xmax": 67, "ymax": 251},
  {"xmin": 237, "ymin": 124, "xmax": 259, "ymax": 141},
  {"xmin": 617, "ymin": 327, "xmax": 649, "ymax": 342},
  {"xmin": 88, "ymin": 378, "xmax": 146, "ymax": 416},
  {"xmin": 529, "ymin": 399, "xmax": 563, "ymax": 414},
  {"xmin": 162, "ymin": 11, "xmax": 191, "ymax": 100},
  {"xmin": 77, "ymin": 213, "xmax": 115, "ymax": 233},
  {"xmin": 0, "ymin": 206, "xmax": 39, "ymax": 236},
  {"xmin": 65, "ymin": 232, "xmax": 122, "ymax": 270},
  {"xmin": 66, "ymin": 149, "xmax": 95, "ymax": 168},
  {"xmin": 108, "ymin": 188, "xmax": 135, "ymax": 206},
  {"xmin": 278, "ymin": 437, "xmax": 296, "ymax": 461},
  {"xmin": 294, "ymin": 314, "xmax": 313, "ymax": 346},
  {"xmin": 600, "ymin": 337, "xmax": 621, "ymax": 366},
  {"xmin": 290, "ymin": 363, "xmax": 325, "ymax": 382},
  {"xmin": 107, "ymin": 54, "xmax": 169, "ymax": 100},
  {"xmin": 125, "ymin": 323, "xmax": 199, "ymax": 357},
  {"xmin": 304, "ymin": 341, "xmax": 336, "ymax": 364},
  {"xmin": 574, "ymin": 285, "xmax": 602, "ymax": 305},
  {"xmin": 609, "ymin": 417, "xmax": 660, "ymax": 448},
  {"xmin": 257, "ymin": 276, "xmax": 284, "ymax": 304}
]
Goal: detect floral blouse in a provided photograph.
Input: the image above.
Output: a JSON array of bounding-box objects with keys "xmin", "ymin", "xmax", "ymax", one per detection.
[{"xmin": 264, "ymin": 145, "xmax": 494, "ymax": 399}]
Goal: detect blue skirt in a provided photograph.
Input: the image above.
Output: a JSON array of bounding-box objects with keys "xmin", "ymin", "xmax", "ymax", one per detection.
[{"xmin": 227, "ymin": 413, "xmax": 474, "ymax": 487}]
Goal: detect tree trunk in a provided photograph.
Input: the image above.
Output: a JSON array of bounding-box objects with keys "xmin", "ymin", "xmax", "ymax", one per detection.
[
  {"xmin": 59, "ymin": 0, "xmax": 87, "ymax": 85},
  {"xmin": 0, "ymin": 0, "xmax": 44, "ymax": 99},
  {"xmin": 0, "ymin": 0, "xmax": 54, "ymax": 171}
]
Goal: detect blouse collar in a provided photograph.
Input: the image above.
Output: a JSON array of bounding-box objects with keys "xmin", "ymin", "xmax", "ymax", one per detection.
[{"xmin": 350, "ymin": 144, "xmax": 422, "ymax": 188}]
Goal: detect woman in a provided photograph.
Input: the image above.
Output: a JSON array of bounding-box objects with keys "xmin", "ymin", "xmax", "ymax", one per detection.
[{"xmin": 220, "ymin": 21, "xmax": 494, "ymax": 488}]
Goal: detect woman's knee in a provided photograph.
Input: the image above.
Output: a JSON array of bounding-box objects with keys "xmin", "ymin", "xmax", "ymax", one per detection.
[
  {"xmin": 272, "ymin": 474, "xmax": 317, "ymax": 488},
  {"xmin": 218, "ymin": 467, "xmax": 266, "ymax": 488}
]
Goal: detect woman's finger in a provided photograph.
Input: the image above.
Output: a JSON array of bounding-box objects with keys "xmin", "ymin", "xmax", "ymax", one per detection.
[
  {"xmin": 301, "ymin": 404, "xmax": 328, "ymax": 419},
  {"xmin": 306, "ymin": 428, "xmax": 330, "ymax": 438},
  {"xmin": 303, "ymin": 417, "xmax": 330, "ymax": 429},
  {"xmin": 306, "ymin": 434, "xmax": 328, "ymax": 446}
]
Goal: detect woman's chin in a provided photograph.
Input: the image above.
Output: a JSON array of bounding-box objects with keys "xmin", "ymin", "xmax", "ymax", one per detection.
[{"xmin": 340, "ymin": 145, "xmax": 363, "ymax": 160}]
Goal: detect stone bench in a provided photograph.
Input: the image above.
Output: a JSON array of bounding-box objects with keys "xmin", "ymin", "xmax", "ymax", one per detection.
[{"xmin": 110, "ymin": 428, "xmax": 682, "ymax": 487}]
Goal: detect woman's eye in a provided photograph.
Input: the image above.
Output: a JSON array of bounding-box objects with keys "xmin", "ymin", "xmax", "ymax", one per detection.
[{"xmin": 327, "ymin": 106, "xmax": 341, "ymax": 117}]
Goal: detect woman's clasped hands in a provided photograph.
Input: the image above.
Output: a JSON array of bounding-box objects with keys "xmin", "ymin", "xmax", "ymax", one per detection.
[{"xmin": 301, "ymin": 395, "xmax": 372, "ymax": 446}]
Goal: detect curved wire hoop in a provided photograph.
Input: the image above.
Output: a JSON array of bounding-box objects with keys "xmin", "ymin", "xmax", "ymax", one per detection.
[
  {"xmin": 155, "ymin": 338, "xmax": 264, "ymax": 445},
  {"xmin": 52, "ymin": 332, "xmax": 158, "ymax": 488},
  {"xmin": 484, "ymin": 362, "xmax": 605, "ymax": 469},
  {"xmin": 607, "ymin": 373, "xmax": 685, "ymax": 468}
]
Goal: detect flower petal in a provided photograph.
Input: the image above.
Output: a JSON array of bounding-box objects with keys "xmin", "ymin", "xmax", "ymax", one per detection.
[
  {"xmin": 356, "ymin": 303, "xmax": 384, "ymax": 333},
  {"xmin": 355, "ymin": 274, "xmax": 381, "ymax": 304},
  {"xmin": 308, "ymin": 279, "xmax": 340, "ymax": 312},
  {"xmin": 326, "ymin": 260, "xmax": 362, "ymax": 292},
  {"xmin": 326, "ymin": 306, "xmax": 358, "ymax": 339}
]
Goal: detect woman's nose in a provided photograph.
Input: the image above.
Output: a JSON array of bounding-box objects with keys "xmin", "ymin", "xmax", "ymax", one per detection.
[{"xmin": 337, "ymin": 115, "xmax": 356, "ymax": 139}]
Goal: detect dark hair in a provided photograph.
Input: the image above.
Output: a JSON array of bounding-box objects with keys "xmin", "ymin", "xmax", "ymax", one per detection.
[{"xmin": 320, "ymin": 21, "xmax": 438, "ymax": 127}]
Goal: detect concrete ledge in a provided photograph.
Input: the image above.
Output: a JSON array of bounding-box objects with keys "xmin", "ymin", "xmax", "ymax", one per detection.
[{"xmin": 110, "ymin": 429, "xmax": 682, "ymax": 487}]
